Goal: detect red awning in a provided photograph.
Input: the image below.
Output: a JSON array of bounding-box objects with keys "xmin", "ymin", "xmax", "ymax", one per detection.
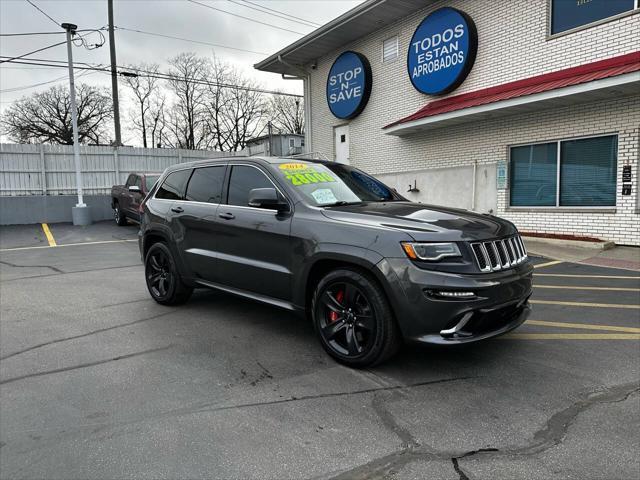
[{"xmin": 384, "ymin": 51, "xmax": 640, "ymax": 130}]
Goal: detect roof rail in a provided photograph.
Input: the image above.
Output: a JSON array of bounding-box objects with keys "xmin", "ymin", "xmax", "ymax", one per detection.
[{"xmin": 287, "ymin": 151, "xmax": 331, "ymax": 161}]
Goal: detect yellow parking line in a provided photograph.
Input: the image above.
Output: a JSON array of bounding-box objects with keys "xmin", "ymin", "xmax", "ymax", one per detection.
[
  {"xmin": 534, "ymin": 260, "xmax": 563, "ymax": 269},
  {"xmin": 535, "ymin": 274, "xmax": 640, "ymax": 280},
  {"xmin": 501, "ymin": 333, "xmax": 640, "ymax": 340},
  {"xmin": 535, "ymin": 285, "xmax": 640, "ymax": 292},
  {"xmin": 41, "ymin": 223, "xmax": 56, "ymax": 247},
  {"xmin": 530, "ymin": 300, "xmax": 640, "ymax": 310},
  {"xmin": 526, "ymin": 320, "xmax": 640, "ymax": 333}
]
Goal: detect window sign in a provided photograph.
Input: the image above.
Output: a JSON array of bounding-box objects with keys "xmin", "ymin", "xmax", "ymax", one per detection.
[
  {"xmin": 326, "ymin": 51, "xmax": 372, "ymax": 120},
  {"xmin": 551, "ymin": 0, "xmax": 636, "ymax": 35},
  {"xmin": 407, "ymin": 7, "xmax": 478, "ymax": 95},
  {"xmin": 496, "ymin": 161, "xmax": 508, "ymax": 190}
]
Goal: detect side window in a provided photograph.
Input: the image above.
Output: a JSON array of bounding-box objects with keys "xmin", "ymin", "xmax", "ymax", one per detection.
[
  {"xmin": 135, "ymin": 176, "xmax": 143, "ymax": 188},
  {"xmin": 125, "ymin": 174, "xmax": 136, "ymax": 187},
  {"xmin": 155, "ymin": 169, "xmax": 192, "ymax": 200},
  {"xmin": 227, "ymin": 165, "xmax": 273, "ymax": 207},
  {"xmin": 185, "ymin": 166, "xmax": 225, "ymax": 204}
]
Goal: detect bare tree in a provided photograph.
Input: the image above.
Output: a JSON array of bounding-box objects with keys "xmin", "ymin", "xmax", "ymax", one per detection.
[
  {"xmin": 204, "ymin": 57, "xmax": 267, "ymax": 152},
  {"xmin": 122, "ymin": 63, "xmax": 161, "ymax": 147},
  {"xmin": 2, "ymin": 83, "xmax": 113, "ymax": 145},
  {"xmin": 166, "ymin": 52, "xmax": 209, "ymax": 149},
  {"xmin": 268, "ymin": 93, "xmax": 304, "ymax": 135},
  {"xmin": 148, "ymin": 94, "xmax": 167, "ymax": 148}
]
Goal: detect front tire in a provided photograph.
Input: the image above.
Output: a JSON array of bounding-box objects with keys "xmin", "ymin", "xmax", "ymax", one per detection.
[
  {"xmin": 144, "ymin": 242, "xmax": 193, "ymax": 305},
  {"xmin": 114, "ymin": 201, "xmax": 127, "ymax": 226},
  {"xmin": 311, "ymin": 268, "xmax": 401, "ymax": 368}
]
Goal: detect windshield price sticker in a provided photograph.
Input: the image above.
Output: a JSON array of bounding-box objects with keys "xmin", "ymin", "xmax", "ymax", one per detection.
[{"xmin": 279, "ymin": 164, "xmax": 336, "ymax": 186}]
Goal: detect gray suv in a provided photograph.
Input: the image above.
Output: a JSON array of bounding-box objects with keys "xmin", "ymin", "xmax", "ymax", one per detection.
[{"xmin": 139, "ymin": 157, "xmax": 532, "ymax": 367}]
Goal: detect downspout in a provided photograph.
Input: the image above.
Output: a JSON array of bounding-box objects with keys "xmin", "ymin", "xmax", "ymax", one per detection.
[
  {"xmin": 471, "ymin": 160, "xmax": 477, "ymax": 211},
  {"xmin": 277, "ymin": 55, "xmax": 313, "ymax": 154}
]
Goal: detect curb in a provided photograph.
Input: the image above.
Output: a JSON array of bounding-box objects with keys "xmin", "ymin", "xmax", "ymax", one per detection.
[{"xmin": 522, "ymin": 236, "xmax": 615, "ymax": 251}]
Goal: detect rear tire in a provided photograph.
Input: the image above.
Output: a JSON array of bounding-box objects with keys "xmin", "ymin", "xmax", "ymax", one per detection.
[
  {"xmin": 114, "ymin": 201, "xmax": 127, "ymax": 226},
  {"xmin": 144, "ymin": 242, "xmax": 193, "ymax": 305},
  {"xmin": 311, "ymin": 268, "xmax": 401, "ymax": 368}
]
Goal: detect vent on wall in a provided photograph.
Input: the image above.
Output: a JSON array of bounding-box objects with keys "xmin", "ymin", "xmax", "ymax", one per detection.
[{"xmin": 382, "ymin": 35, "xmax": 399, "ymax": 62}]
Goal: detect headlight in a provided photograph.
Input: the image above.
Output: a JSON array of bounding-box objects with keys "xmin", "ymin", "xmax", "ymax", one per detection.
[{"xmin": 401, "ymin": 242, "xmax": 462, "ymax": 261}]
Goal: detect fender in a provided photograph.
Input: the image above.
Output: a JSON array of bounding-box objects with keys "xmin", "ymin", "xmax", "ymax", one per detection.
[
  {"xmin": 293, "ymin": 242, "xmax": 388, "ymax": 310},
  {"xmin": 141, "ymin": 226, "xmax": 193, "ymax": 282}
]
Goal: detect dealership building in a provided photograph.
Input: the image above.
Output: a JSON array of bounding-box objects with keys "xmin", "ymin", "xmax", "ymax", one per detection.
[{"xmin": 256, "ymin": 0, "xmax": 640, "ymax": 245}]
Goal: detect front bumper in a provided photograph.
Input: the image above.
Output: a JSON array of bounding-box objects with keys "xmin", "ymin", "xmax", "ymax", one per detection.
[{"xmin": 377, "ymin": 258, "xmax": 533, "ymax": 345}]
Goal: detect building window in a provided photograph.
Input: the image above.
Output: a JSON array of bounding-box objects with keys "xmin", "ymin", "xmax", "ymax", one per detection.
[
  {"xmin": 289, "ymin": 138, "xmax": 295, "ymax": 148},
  {"xmin": 510, "ymin": 135, "xmax": 617, "ymax": 208},
  {"xmin": 550, "ymin": 0, "xmax": 638, "ymax": 35},
  {"xmin": 382, "ymin": 35, "xmax": 399, "ymax": 62}
]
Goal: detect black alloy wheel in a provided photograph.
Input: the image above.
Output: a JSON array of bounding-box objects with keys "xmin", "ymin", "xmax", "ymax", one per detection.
[
  {"xmin": 114, "ymin": 202, "xmax": 127, "ymax": 226},
  {"xmin": 312, "ymin": 268, "xmax": 401, "ymax": 367},
  {"xmin": 144, "ymin": 242, "xmax": 193, "ymax": 305}
]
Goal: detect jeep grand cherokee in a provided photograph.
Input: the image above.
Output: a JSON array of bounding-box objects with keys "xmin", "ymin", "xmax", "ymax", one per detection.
[{"xmin": 139, "ymin": 157, "xmax": 532, "ymax": 367}]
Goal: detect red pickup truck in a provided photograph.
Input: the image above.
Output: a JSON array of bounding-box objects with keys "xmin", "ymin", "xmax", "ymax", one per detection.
[{"xmin": 111, "ymin": 173, "xmax": 160, "ymax": 226}]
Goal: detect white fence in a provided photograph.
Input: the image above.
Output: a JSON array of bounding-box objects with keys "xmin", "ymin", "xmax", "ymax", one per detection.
[{"xmin": 0, "ymin": 143, "xmax": 236, "ymax": 196}]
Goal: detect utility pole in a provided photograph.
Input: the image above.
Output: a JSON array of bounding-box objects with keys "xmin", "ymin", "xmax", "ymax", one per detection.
[
  {"xmin": 267, "ymin": 121, "xmax": 273, "ymax": 156},
  {"xmin": 107, "ymin": 0, "xmax": 122, "ymax": 145},
  {"xmin": 62, "ymin": 22, "xmax": 91, "ymax": 225}
]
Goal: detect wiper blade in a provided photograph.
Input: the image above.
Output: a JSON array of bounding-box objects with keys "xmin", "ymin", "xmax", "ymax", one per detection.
[{"xmin": 323, "ymin": 201, "xmax": 363, "ymax": 207}]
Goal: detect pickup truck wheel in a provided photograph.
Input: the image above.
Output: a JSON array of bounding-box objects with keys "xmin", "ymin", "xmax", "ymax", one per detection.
[
  {"xmin": 113, "ymin": 201, "xmax": 127, "ymax": 226},
  {"xmin": 312, "ymin": 268, "xmax": 401, "ymax": 368},
  {"xmin": 144, "ymin": 242, "xmax": 193, "ymax": 305}
]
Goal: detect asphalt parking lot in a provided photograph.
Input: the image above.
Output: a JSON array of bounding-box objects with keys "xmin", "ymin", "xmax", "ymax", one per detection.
[{"xmin": 1, "ymin": 221, "xmax": 638, "ymax": 480}]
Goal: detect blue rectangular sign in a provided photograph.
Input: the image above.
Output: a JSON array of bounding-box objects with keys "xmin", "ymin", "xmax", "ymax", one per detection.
[{"xmin": 551, "ymin": 0, "xmax": 635, "ymax": 34}]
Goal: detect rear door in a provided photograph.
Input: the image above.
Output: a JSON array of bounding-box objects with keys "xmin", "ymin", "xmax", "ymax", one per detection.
[
  {"xmin": 215, "ymin": 164, "xmax": 293, "ymax": 300},
  {"xmin": 176, "ymin": 164, "xmax": 227, "ymax": 282},
  {"xmin": 121, "ymin": 174, "xmax": 136, "ymax": 214}
]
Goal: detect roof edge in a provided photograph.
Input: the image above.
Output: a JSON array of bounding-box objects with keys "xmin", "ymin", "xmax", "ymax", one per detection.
[{"xmin": 254, "ymin": 0, "xmax": 386, "ymax": 73}]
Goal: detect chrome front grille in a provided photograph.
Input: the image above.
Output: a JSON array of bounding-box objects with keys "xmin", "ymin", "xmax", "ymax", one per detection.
[{"xmin": 471, "ymin": 235, "xmax": 527, "ymax": 272}]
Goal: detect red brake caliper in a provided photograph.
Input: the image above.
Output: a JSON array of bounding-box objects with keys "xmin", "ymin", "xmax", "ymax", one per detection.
[{"xmin": 329, "ymin": 290, "xmax": 344, "ymax": 323}]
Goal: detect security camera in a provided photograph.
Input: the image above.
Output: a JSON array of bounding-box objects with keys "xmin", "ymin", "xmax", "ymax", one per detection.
[{"xmin": 311, "ymin": 61, "xmax": 318, "ymax": 70}]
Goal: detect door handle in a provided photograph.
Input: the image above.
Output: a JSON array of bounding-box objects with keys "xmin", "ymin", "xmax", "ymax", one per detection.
[
  {"xmin": 218, "ymin": 212, "xmax": 235, "ymax": 220},
  {"xmin": 171, "ymin": 206, "xmax": 184, "ymax": 213}
]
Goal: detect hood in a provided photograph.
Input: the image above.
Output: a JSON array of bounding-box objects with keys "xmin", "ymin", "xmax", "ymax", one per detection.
[{"xmin": 321, "ymin": 202, "xmax": 516, "ymax": 241}]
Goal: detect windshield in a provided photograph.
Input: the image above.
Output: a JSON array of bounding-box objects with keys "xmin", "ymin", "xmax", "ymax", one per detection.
[
  {"xmin": 275, "ymin": 161, "xmax": 400, "ymax": 206},
  {"xmin": 145, "ymin": 175, "xmax": 160, "ymax": 191}
]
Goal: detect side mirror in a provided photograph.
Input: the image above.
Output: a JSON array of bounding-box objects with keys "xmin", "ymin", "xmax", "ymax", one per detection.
[
  {"xmin": 248, "ymin": 187, "xmax": 289, "ymax": 212},
  {"xmin": 128, "ymin": 185, "xmax": 142, "ymax": 193}
]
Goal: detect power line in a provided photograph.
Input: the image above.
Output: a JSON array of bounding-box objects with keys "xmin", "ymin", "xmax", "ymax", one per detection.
[
  {"xmin": 0, "ymin": 29, "xmax": 106, "ymax": 37},
  {"xmin": 227, "ymin": 0, "xmax": 320, "ymax": 28},
  {"xmin": 241, "ymin": 0, "xmax": 320, "ymax": 27},
  {"xmin": 186, "ymin": 0, "xmax": 307, "ymax": 36},
  {"xmin": 0, "ymin": 57, "xmax": 303, "ymax": 98},
  {"xmin": 115, "ymin": 27, "xmax": 269, "ymax": 56},
  {"xmin": 0, "ymin": 40, "xmax": 68, "ymax": 64},
  {"xmin": 0, "ymin": 69, "xmax": 100, "ymax": 94},
  {"xmin": 25, "ymin": 0, "xmax": 60, "ymax": 28}
]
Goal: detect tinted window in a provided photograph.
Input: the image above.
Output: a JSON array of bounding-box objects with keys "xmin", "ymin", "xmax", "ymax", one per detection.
[
  {"xmin": 125, "ymin": 174, "xmax": 136, "ymax": 187},
  {"xmin": 510, "ymin": 143, "xmax": 557, "ymax": 207},
  {"xmin": 185, "ymin": 166, "xmax": 225, "ymax": 204},
  {"xmin": 134, "ymin": 176, "xmax": 143, "ymax": 189},
  {"xmin": 551, "ymin": 0, "xmax": 635, "ymax": 35},
  {"xmin": 156, "ymin": 169, "xmax": 191, "ymax": 200},
  {"xmin": 228, "ymin": 166, "xmax": 273, "ymax": 206}
]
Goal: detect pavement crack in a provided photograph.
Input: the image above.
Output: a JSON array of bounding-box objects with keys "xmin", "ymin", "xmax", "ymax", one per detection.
[
  {"xmin": 0, "ymin": 264, "xmax": 140, "ymax": 283},
  {"xmin": 371, "ymin": 392, "xmax": 420, "ymax": 449},
  {"xmin": 515, "ymin": 381, "xmax": 640, "ymax": 456},
  {"xmin": 185, "ymin": 376, "xmax": 474, "ymax": 416},
  {"xmin": 0, "ymin": 310, "xmax": 175, "ymax": 361},
  {"xmin": 0, "ymin": 345, "xmax": 172, "ymax": 386},
  {"xmin": 451, "ymin": 457, "xmax": 470, "ymax": 480},
  {"xmin": 0, "ymin": 259, "xmax": 63, "ymax": 274}
]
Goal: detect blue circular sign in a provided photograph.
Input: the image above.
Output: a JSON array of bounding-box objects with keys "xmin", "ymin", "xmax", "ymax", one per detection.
[
  {"xmin": 407, "ymin": 7, "xmax": 478, "ymax": 95},
  {"xmin": 326, "ymin": 51, "xmax": 372, "ymax": 120}
]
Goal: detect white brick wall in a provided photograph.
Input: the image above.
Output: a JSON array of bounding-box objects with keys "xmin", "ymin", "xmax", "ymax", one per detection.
[{"xmin": 305, "ymin": 0, "xmax": 640, "ymax": 245}]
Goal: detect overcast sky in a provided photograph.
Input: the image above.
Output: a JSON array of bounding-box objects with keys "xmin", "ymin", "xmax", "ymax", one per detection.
[{"xmin": 0, "ymin": 0, "xmax": 363, "ymax": 143}]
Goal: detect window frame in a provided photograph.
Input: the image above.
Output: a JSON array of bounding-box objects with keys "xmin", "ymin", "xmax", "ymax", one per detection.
[
  {"xmin": 508, "ymin": 133, "xmax": 619, "ymax": 210},
  {"xmin": 381, "ymin": 35, "xmax": 399, "ymax": 63},
  {"xmin": 153, "ymin": 167, "xmax": 193, "ymax": 202},
  {"xmin": 223, "ymin": 163, "xmax": 292, "ymax": 213},
  {"xmin": 183, "ymin": 165, "xmax": 227, "ymax": 205},
  {"xmin": 546, "ymin": 0, "xmax": 639, "ymax": 39}
]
